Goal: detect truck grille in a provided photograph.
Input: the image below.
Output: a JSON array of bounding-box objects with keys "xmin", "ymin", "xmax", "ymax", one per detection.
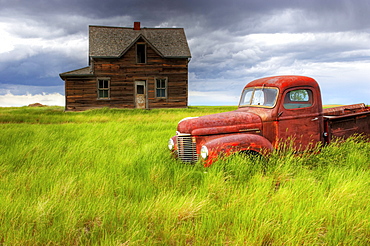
[{"xmin": 177, "ymin": 135, "xmax": 198, "ymax": 163}]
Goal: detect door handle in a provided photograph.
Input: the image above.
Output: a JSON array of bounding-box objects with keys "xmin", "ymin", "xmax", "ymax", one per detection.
[{"xmin": 311, "ymin": 117, "xmax": 319, "ymax": 121}]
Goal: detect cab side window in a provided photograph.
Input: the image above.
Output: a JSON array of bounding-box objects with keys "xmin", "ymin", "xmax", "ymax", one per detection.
[{"xmin": 284, "ymin": 89, "xmax": 313, "ymax": 109}]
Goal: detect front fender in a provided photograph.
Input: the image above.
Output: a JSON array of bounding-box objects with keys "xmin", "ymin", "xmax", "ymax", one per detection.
[{"xmin": 201, "ymin": 134, "xmax": 274, "ymax": 166}]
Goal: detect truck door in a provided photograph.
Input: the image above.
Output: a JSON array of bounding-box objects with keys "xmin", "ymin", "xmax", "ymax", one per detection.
[{"xmin": 277, "ymin": 88, "xmax": 323, "ymax": 151}]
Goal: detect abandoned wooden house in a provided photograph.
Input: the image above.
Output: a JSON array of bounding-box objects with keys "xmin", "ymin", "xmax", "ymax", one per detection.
[{"xmin": 59, "ymin": 22, "xmax": 191, "ymax": 111}]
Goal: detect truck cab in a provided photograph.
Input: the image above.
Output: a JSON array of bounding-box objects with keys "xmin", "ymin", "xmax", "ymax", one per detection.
[
  {"xmin": 168, "ymin": 75, "xmax": 369, "ymax": 166},
  {"xmin": 238, "ymin": 75, "xmax": 323, "ymax": 151}
]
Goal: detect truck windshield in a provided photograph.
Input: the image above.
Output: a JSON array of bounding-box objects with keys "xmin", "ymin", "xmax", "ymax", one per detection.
[{"xmin": 239, "ymin": 87, "xmax": 278, "ymax": 108}]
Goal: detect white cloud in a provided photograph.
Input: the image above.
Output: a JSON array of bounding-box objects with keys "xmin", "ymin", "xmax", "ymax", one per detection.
[
  {"xmin": 0, "ymin": 14, "xmax": 137, "ymax": 67},
  {"xmin": 0, "ymin": 22, "xmax": 88, "ymax": 64},
  {"xmin": 189, "ymin": 90, "xmax": 240, "ymax": 106},
  {"xmin": 0, "ymin": 92, "xmax": 65, "ymax": 107},
  {"xmin": 0, "ymin": 23, "xmax": 15, "ymax": 53}
]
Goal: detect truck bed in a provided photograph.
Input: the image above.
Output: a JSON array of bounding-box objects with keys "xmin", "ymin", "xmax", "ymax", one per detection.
[{"xmin": 323, "ymin": 103, "xmax": 370, "ymax": 141}]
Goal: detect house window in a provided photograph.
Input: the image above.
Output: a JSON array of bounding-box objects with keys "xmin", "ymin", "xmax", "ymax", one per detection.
[
  {"xmin": 156, "ymin": 78, "xmax": 167, "ymax": 98},
  {"xmin": 97, "ymin": 78, "xmax": 110, "ymax": 99},
  {"xmin": 136, "ymin": 44, "xmax": 146, "ymax": 63}
]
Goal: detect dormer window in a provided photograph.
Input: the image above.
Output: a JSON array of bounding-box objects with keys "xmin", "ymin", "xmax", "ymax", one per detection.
[{"xmin": 136, "ymin": 43, "xmax": 146, "ymax": 64}]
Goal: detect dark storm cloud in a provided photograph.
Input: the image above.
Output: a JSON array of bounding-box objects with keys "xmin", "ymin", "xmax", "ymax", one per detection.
[
  {"xmin": 3, "ymin": 0, "xmax": 370, "ymax": 33},
  {"xmin": 0, "ymin": 52, "xmax": 80, "ymax": 87}
]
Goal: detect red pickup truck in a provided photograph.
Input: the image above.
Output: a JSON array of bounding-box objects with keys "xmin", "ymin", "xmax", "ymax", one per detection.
[{"xmin": 168, "ymin": 75, "xmax": 370, "ymax": 166}]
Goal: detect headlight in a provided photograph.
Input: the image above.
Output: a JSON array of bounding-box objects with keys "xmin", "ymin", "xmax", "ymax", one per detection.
[
  {"xmin": 200, "ymin": 145, "xmax": 208, "ymax": 159},
  {"xmin": 168, "ymin": 138, "xmax": 175, "ymax": 150}
]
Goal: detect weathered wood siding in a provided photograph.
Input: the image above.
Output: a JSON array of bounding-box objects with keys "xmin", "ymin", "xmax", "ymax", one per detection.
[{"xmin": 65, "ymin": 40, "xmax": 189, "ymax": 111}]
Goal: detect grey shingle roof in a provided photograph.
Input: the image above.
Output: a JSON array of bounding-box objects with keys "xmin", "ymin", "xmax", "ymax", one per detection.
[
  {"xmin": 59, "ymin": 66, "xmax": 93, "ymax": 78},
  {"xmin": 89, "ymin": 25, "xmax": 191, "ymax": 58}
]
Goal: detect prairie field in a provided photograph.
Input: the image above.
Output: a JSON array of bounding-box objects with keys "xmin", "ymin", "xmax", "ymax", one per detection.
[{"xmin": 0, "ymin": 106, "xmax": 369, "ymax": 245}]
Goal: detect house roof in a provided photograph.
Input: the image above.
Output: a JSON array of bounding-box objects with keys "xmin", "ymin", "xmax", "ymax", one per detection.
[
  {"xmin": 89, "ymin": 25, "xmax": 191, "ymax": 58},
  {"xmin": 59, "ymin": 66, "xmax": 93, "ymax": 78}
]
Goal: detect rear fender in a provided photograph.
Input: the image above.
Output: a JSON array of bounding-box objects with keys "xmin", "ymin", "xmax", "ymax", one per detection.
[{"xmin": 202, "ymin": 134, "xmax": 274, "ymax": 166}]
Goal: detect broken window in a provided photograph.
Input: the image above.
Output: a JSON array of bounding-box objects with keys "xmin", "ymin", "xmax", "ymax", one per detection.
[
  {"xmin": 239, "ymin": 87, "xmax": 278, "ymax": 108},
  {"xmin": 137, "ymin": 85, "xmax": 144, "ymax": 94},
  {"xmin": 136, "ymin": 44, "xmax": 146, "ymax": 63}
]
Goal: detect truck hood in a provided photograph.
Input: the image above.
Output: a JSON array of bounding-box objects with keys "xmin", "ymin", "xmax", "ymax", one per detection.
[{"xmin": 177, "ymin": 111, "xmax": 262, "ymax": 136}]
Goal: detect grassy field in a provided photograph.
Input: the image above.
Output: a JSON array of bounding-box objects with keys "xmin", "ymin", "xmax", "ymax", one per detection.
[{"xmin": 0, "ymin": 106, "xmax": 369, "ymax": 245}]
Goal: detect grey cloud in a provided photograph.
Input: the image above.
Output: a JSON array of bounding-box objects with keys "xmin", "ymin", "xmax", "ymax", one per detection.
[
  {"xmin": 0, "ymin": 51, "xmax": 82, "ymax": 87},
  {"xmin": 1, "ymin": 0, "xmax": 370, "ymax": 106},
  {"xmin": 2, "ymin": 0, "xmax": 370, "ymax": 34}
]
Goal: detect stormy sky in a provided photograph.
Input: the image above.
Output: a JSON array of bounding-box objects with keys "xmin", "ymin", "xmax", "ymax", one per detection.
[{"xmin": 1, "ymin": 0, "xmax": 370, "ymax": 106}]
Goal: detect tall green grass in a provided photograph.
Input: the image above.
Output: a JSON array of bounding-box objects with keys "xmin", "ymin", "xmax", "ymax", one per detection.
[{"xmin": 0, "ymin": 106, "xmax": 369, "ymax": 245}]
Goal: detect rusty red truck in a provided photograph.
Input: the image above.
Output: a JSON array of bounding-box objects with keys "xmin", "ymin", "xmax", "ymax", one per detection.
[{"xmin": 168, "ymin": 75, "xmax": 370, "ymax": 166}]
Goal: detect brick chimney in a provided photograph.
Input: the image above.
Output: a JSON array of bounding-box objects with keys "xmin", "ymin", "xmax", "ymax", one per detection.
[{"xmin": 133, "ymin": 22, "xmax": 141, "ymax": 30}]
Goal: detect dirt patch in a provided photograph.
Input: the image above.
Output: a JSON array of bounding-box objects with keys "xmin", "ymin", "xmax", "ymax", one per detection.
[{"xmin": 28, "ymin": 103, "xmax": 47, "ymax": 107}]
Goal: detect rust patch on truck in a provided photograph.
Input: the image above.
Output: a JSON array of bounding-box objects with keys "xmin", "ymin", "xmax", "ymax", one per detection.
[{"xmin": 168, "ymin": 75, "xmax": 370, "ymax": 166}]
